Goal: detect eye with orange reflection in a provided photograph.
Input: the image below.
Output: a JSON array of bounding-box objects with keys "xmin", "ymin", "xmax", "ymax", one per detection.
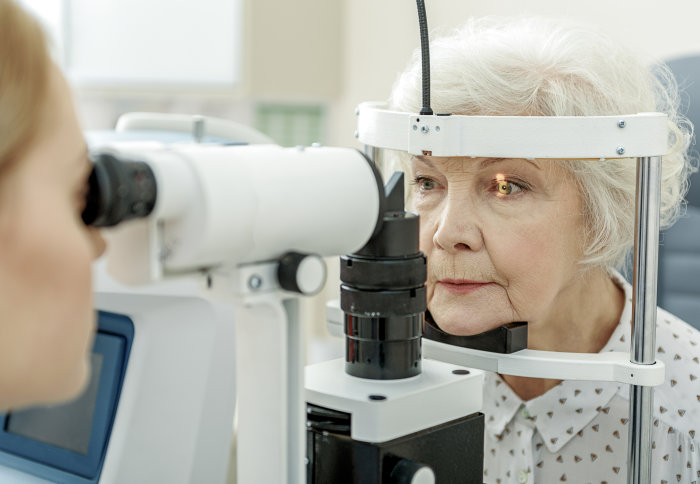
[{"xmin": 494, "ymin": 174, "xmax": 526, "ymax": 196}]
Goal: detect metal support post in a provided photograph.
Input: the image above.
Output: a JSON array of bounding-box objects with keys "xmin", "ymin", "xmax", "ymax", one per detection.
[
  {"xmin": 627, "ymin": 156, "xmax": 662, "ymax": 484},
  {"xmin": 364, "ymin": 144, "xmax": 377, "ymax": 163}
]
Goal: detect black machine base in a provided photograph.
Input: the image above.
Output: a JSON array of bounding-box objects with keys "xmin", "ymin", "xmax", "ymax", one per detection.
[{"xmin": 306, "ymin": 405, "xmax": 484, "ymax": 483}]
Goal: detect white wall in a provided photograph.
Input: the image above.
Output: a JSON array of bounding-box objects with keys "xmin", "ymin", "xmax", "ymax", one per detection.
[
  {"xmin": 332, "ymin": 0, "xmax": 700, "ymax": 148},
  {"xmin": 73, "ymin": 0, "xmax": 341, "ymax": 131}
]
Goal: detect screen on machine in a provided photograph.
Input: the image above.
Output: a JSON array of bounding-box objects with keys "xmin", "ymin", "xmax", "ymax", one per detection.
[{"xmin": 5, "ymin": 353, "xmax": 104, "ymax": 455}]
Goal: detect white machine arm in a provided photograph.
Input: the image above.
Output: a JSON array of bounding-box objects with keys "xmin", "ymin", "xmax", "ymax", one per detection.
[
  {"xmin": 422, "ymin": 338, "xmax": 665, "ymax": 387},
  {"xmin": 356, "ymin": 101, "xmax": 669, "ymax": 159},
  {"xmin": 97, "ymin": 143, "xmax": 382, "ymax": 285}
]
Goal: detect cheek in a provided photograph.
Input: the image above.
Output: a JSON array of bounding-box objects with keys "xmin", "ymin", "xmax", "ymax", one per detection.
[
  {"xmin": 487, "ymin": 223, "xmax": 553, "ymax": 270},
  {"xmin": 419, "ymin": 218, "xmax": 435, "ymax": 253},
  {"xmin": 37, "ymin": 216, "xmax": 95, "ymax": 358},
  {"xmin": 417, "ymin": 208, "xmax": 437, "ymax": 296},
  {"xmin": 483, "ymin": 201, "xmax": 583, "ymax": 306},
  {"xmin": 414, "ymin": 199, "xmax": 437, "ymax": 253},
  {"xmin": 0, "ymin": 200, "xmax": 95, "ymax": 405}
]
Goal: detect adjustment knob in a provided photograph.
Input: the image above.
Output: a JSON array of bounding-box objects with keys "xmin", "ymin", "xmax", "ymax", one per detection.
[
  {"xmin": 277, "ymin": 252, "xmax": 327, "ymax": 295},
  {"xmin": 389, "ymin": 459, "xmax": 435, "ymax": 484}
]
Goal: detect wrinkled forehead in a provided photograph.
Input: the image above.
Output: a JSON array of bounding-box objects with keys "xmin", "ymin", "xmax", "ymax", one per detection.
[{"xmin": 411, "ymin": 155, "xmax": 546, "ymax": 173}]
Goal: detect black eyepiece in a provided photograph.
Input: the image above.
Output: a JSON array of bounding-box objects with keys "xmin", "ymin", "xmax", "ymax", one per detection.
[{"xmin": 82, "ymin": 152, "xmax": 157, "ymax": 227}]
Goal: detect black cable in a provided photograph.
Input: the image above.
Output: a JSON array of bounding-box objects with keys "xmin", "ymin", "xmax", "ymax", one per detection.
[{"xmin": 416, "ymin": 0, "xmax": 433, "ymax": 116}]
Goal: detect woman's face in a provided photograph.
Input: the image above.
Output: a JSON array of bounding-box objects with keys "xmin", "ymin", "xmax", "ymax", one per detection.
[
  {"xmin": 0, "ymin": 66, "xmax": 105, "ymax": 409},
  {"xmin": 411, "ymin": 156, "xmax": 584, "ymax": 336}
]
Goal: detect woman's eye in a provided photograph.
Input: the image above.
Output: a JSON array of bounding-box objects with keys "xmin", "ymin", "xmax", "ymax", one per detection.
[
  {"xmin": 495, "ymin": 180, "xmax": 523, "ymax": 196},
  {"xmin": 413, "ymin": 176, "xmax": 437, "ymax": 191}
]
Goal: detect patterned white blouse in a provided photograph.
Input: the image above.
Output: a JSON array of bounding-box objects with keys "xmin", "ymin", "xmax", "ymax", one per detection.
[{"xmin": 481, "ymin": 272, "xmax": 700, "ymax": 484}]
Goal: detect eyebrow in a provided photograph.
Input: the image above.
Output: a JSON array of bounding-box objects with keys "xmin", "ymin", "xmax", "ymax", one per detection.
[
  {"xmin": 479, "ymin": 157, "xmax": 541, "ymax": 170},
  {"xmin": 477, "ymin": 157, "xmax": 507, "ymax": 168}
]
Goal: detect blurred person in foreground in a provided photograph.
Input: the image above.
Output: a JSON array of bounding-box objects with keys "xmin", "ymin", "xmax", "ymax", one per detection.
[
  {"xmin": 388, "ymin": 17, "xmax": 699, "ymax": 482},
  {"xmin": 0, "ymin": 0, "xmax": 105, "ymax": 410}
]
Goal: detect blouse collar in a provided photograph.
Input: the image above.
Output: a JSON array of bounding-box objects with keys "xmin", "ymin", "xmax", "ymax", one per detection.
[{"xmin": 483, "ymin": 269, "xmax": 633, "ymax": 453}]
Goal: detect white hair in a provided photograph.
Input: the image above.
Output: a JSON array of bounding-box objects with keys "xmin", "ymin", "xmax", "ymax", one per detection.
[{"xmin": 388, "ymin": 16, "xmax": 695, "ymax": 270}]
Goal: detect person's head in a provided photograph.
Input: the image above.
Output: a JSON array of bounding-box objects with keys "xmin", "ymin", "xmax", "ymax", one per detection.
[
  {"xmin": 0, "ymin": 0, "xmax": 105, "ymax": 409},
  {"xmin": 388, "ymin": 16, "xmax": 694, "ymax": 335}
]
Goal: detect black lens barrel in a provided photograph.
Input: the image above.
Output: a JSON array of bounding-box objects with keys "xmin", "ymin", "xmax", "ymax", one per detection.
[
  {"xmin": 82, "ymin": 152, "xmax": 157, "ymax": 227},
  {"xmin": 342, "ymin": 172, "xmax": 427, "ymax": 380}
]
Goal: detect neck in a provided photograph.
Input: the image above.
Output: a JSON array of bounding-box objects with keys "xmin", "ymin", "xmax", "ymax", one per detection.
[{"xmin": 501, "ymin": 267, "xmax": 625, "ymax": 401}]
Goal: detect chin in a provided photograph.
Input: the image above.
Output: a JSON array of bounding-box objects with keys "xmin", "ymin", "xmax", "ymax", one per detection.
[
  {"xmin": 428, "ymin": 283, "xmax": 515, "ymax": 336},
  {"xmin": 48, "ymin": 353, "xmax": 91, "ymax": 405},
  {"xmin": 430, "ymin": 308, "xmax": 505, "ymax": 336},
  {"xmin": 429, "ymin": 297, "xmax": 512, "ymax": 337},
  {"xmin": 436, "ymin": 317, "xmax": 501, "ymax": 336},
  {"xmin": 7, "ymin": 356, "xmax": 89, "ymax": 410}
]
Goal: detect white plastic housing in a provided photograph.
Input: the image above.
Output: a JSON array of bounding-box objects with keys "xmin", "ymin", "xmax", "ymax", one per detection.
[
  {"xmin": 94, "ymin": 294, "xmax": 237, "ymax": 484},
  {"xmin": 101, "ymin": 144, "xmax": 382, "ymax": 284},
  {"xmin": 357, "ymin": 102, "xmax": 669, "ymax": 159},
  {"xmin": 306, "ymin": 358, "xmax": 483, "ymax": 443}
]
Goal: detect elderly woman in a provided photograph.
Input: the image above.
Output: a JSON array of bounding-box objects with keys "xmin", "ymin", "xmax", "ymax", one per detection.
[
  {"xmin": 389, "ymin": 17, "xmax": 699, "ymax": 483},
  {"xmin": 0, "ymin": 0, "xmax": 105, "ymax": 410}
]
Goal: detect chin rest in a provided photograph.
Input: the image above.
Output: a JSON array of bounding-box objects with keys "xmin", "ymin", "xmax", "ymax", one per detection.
[{"xmin": 423, "ymin": 313, "xmax": 528, "ymax": 353}]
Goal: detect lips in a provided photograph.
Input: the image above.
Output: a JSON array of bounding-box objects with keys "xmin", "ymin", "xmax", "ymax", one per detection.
[{"xmin": 437, "ymin": 279, "xmax": 493, "ymax": 295}]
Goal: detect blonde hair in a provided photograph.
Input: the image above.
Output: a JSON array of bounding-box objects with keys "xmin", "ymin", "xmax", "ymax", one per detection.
[
  {"xmin": 0, "ymin": 0, "xmax": 51, "ymax": 176},
  {"xmin": 388, "ymin": 16, "xmax": 695, "ymax": 269}
]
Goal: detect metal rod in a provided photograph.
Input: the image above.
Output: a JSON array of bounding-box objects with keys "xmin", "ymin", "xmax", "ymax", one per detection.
[
  {"xmin": 627, "ymin": 156, "xmax": 662, "ymax": 484},
  {"xmin": 283, "ymin": 298, "xmax": 305, "ymax": 484},
  {"xmin": 364, "ymin": 144, "xmax": 377, "ymax": 163}
]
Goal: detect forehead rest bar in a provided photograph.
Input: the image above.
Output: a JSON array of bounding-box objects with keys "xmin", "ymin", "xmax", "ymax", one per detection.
[{"xmin": 357, "ymin": 102, "xmax": 669, "ymax": 159}]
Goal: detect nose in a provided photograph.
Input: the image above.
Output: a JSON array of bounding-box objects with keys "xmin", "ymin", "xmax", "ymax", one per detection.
[
  {"xmin": 89, "ymin": 228, "xmax": 107, "ymax": 259},
  {"xmin": 432, "ymin": 197, "xmax": 483, "ymax": 253}
]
